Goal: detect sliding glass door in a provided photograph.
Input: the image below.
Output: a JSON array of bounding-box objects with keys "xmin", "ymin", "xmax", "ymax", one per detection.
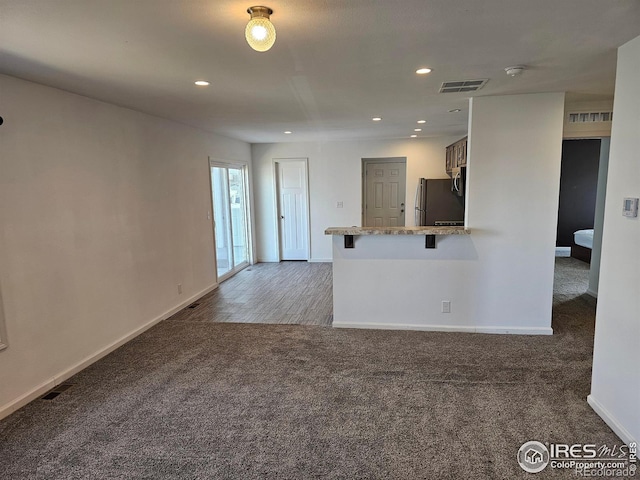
[{"xmin": 210, "ymin": 163, "xmax": 250, "ymax": 281}]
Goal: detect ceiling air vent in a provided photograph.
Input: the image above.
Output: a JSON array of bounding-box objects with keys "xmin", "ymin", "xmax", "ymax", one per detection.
[
  {"xmin": 567, "ymin": 111, "xmax": 613, "ymax": 123},
  {"xmin": 439, "ymin": 79, "xmax": 488, "ymax": 93}
]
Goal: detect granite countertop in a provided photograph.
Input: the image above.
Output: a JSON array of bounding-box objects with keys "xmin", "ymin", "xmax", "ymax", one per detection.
[{"xmin": 324, "ymin": 226, "xmax": 470, "ymax": 235}]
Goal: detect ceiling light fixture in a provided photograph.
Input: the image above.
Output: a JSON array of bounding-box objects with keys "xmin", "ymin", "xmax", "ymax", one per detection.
[
  {"xmin": 194, "ymin": 80, "xmax": 210, "ymax": 86},
  {"xmin": 372, "ymin": 117, "xmax": 382, "ymax": 121},
  {"xmin": 505, "ymin": 65, "xmax": 525, "ymax": 77},
  {"xmin": 414, "ymin": 128, "xmax": 422, "ymax": 132},
  {"xmin": 410, "ymin": 134, "xmax": 418, "ymax": 138},
  {"xmin": 416, "ymin": 68, "xmax": 432, "ymax": 75},
  {"xmin": 284, "ymin": 131, "xmax": 292, "ymax": 134},
  {"xmin": 417, "ymin": 120, "xmax": 426, "ymax": 124},
  {"xmin": 246, "ymin": 6, "xmax": 276, "ymax": 52}
]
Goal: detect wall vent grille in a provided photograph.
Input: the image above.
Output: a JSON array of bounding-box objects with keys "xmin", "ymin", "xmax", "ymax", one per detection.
[
  {"xmin": 41, "ymin": 384, "xmax": 74, "ymax": 400},
  {"xmin": 567, "ymin": 111, "xmax": 613, "ymax": 123},
  {"xmin": 439, "ymin": 79, "xmax": 488, "ymax": 93}
]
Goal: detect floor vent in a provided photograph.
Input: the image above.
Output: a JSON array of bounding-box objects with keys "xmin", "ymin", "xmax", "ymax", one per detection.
[
  {"xmin": 439, "ymin": 79, "xmax": 488, "ymax": 93},
  {"xmin": 188, "ymin": 303, "xmax": 201, "ymax": 309},
  {"xmin": 41, "ymin": 384, "xmax": 73, "ymax": 400}
]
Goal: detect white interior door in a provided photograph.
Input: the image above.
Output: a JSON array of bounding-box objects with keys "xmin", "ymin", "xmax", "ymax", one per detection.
[
  {"xmin": 364, "ymin": 160, "xmax": 407, "ymax": 227},
  {"xmin": 276, "ymin": 159, "xmax": 309, "ymax": 260}
]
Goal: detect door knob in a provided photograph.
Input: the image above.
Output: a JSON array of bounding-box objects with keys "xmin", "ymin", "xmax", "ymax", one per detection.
[{"xmin": 280, "ymin": 215, "xmax": 284, "ymax": 219}]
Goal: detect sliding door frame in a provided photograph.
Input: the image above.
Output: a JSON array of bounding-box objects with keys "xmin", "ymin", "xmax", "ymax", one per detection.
[{"xmin": 208, "ymin": 157, "xmax": 253, "ymax": 283}]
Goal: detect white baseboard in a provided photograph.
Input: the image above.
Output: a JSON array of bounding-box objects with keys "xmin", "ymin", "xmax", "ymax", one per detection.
[
  {"xmin": 587, "ymin": 394, "xmax": 636, "ymax": 445},
  {"xmin": 475, "ymin": 326, "xmax": 553, "ymax": 335},
  {"xmin": 256, "ymin": 258, "xmax": 332, "ymax": 263},
  {"xmin": 332, "ymin": 321, "xmax": 553, "ymax": 335},
  {"xmin": 556, "ymin": 247, "xmax": 571, "ymax": 257},
  {"xmin": 0, "ymin": 282, "xmax": 218, "ymax": 421},
  {"xmin": 586, "ymin": 289, "xmax": 598, "ymax": 298}
]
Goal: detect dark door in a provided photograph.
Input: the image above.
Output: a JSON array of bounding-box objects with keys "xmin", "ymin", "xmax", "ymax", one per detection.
[
  {"xmin": 425, "ymin": 179, "xmax": 464, "ymax": 226},
  {"xmin": 556, "ymin": 139, "xmax": 601, "ymax": 247}
]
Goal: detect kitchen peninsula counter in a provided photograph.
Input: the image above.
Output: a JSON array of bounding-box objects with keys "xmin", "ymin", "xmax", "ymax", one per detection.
[
  {"xmin": 324, "ymin": 225, "xmax": 551, "ymax": 335},
  {"xmin": 324, "ymin": 226, "xmax": 469, "ymax": 236}
]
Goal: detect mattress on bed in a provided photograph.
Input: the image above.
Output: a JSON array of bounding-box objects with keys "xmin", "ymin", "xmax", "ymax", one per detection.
[{"xmin": 574, "ymin": 229, "xmax": 594, "ymax": 249}]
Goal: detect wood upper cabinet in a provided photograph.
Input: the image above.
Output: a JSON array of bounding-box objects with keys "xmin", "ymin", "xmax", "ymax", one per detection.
[{"xmin": 445, "ymin": 136, "xmax": 468, "ymax": 175}]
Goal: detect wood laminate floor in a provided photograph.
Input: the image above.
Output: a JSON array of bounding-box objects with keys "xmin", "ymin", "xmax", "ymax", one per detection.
[{"xmin": 169, "ymin": 262, "xmax": 333, "ymax": 326}]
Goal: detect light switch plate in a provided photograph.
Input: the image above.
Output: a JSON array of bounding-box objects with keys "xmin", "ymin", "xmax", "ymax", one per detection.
[
  {"xmin": 623, "ymin": 197, "xmax": 639, "ymax": 217},
  {"xmin": 441, "ymin": 301, "xmax": 451, "ymax": 313}
]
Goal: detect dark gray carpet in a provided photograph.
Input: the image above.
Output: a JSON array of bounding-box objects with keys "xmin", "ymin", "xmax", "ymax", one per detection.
[{"xmin": 0, "ymin": 259, "xmax": 618, "ymax": 479}]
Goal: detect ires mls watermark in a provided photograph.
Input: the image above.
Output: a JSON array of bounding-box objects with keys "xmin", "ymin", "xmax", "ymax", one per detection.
[{"xmin": 517, "ymin": 440, "xmax": 637, "ymax": 476}]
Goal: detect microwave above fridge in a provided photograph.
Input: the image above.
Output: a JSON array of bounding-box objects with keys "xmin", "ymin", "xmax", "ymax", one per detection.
[{"xmin": 451, "ymin": 166, "xmax": 466, "ymax": 197}]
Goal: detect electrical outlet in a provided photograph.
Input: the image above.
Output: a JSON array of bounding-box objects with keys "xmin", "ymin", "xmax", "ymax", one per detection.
[
  {"xmin": 337, "ymin": 201, "xmax": 344, "ymax": 208},
  {"xmin": 441, "ymin": 301, "xmax": 451, "ymax": 313},
  {"xmin": 178, "ymin": 283, "xmax": 183, "ymax": 294}
]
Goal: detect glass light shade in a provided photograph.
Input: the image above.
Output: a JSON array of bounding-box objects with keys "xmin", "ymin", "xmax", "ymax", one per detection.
[{"xmin": 245, "ymin": 15, "xmax": 276, "ymax": 52}]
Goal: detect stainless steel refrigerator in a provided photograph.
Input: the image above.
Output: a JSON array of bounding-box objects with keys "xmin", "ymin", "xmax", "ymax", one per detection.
[{"xmin": 415, "ymin": 178, "xmax": 464, "ymax": 226}]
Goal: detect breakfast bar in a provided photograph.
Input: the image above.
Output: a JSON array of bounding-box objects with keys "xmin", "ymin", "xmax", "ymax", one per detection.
[
  {"xmin": 324, "ymin": 226, "xmax": 469, "ymax": 249},
  {"xmin": 324, "ymin": 224, "xmax": 552, "ymax": 335},
  {"xmin": 324, "ymin": 226, "xmax": 488, "ymax": 333}
]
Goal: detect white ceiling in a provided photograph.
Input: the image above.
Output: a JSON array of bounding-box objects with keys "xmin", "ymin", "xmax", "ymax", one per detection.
[{"xmin": 1, "ymin": 0, "xmax": 639, "ymax": 143}]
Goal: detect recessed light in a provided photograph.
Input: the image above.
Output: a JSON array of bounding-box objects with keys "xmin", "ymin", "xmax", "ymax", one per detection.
[
  {"xmin": 372, "ymin": 117, "xmax": 382, "ymax": 121},
  {"xmin": 410, "ymin": 134, "xmax": 417, "ymax": 138},
  {"xmin": 284, "ymin": 131, "xmax": 292, "ymax": 134},
  {"xmin": 416, "ymin": 68, "xmax": 432, "ymax": 75},
  {"xmin": 414, "ymin": 128, "xmax": 422, "ymax": 132},
  {"xmin": 194, "ymin": 80, "xmax": 210, "ymax": 86},
  {"xmin": 417, "ymin": 120, "xmax": 426, "ymax": 124},
  {"xmin": 448, "ymin": 109, "xmax": 461, "ymax": 113}
]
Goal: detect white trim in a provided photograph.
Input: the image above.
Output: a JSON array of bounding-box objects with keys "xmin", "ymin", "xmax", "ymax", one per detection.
[
  {"xmin": 309, "ymin": 258, "xmax": 332, "ymax": 263},
  {"xmin": 332, "ymin": 321, "xmax": 553, "ymax": 335},
  {"xmin": 586, "ymin": 289, "xmax": 598, "ymax": 298},
  {"xmin": 555, "ymin": 247, "xmax": 571, "ymax": 257},
  {"xmin": 273, "ymin": 158, "xmax": 311, "ymax": 261},
  {"xmin": 0, "ymin": 290, "xmax": 7, "ymax": 352},
  {"xmin": 587, "ymin": 395, "xmax": 636, "ymax": 445},
  {"xmin": 208, "ymin": 157, "xmax": 249, "ymax": 168},
  {"xmin": 0, "ymin": 282, "xmax": 218, "ymax": 421},
  {"xmin": 475, "ymin": 326, "xmax": 553, "ymax": 335}
]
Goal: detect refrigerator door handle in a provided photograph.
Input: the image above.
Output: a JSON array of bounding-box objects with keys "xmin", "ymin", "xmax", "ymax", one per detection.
[{"xmin": 414, "ymin": 184, "xmax": 421, "ymax": 225}]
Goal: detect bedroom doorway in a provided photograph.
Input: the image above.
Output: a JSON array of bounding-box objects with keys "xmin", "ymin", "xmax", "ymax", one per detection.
[{"xmin": 554, "ymin": 138, "xmax": 610, "ymax": 298}]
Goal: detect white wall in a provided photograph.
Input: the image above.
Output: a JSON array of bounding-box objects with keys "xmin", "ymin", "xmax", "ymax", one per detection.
[
  {"xmin": 330, "ymin": 93, "xmax": 564, "ymax": 333},
  {"xmin": 0, "ymin": 75, "xmax": 251, "ymax": 417},
  {"xmin": 465, "ymin": 93, "xmax": 565, "ymax": 330},
  {"xmin": 251, "ymin": 137, "xmax": 460, "ymax": 262},
  {"xmin": 587, "ymin": 138, "xmax": 610, "ymax": 297},
  {"xmin": 589, "ymin": 35, "xmax": 640, "ymax": 445}
]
